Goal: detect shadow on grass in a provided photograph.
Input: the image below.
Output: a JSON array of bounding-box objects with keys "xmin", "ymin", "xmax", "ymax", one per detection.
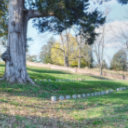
[
  {"xmin": 0, "ymin": 92, "xmax": 128, "ymax": 128},
  {"xmin": 27, "ymin": 67, "xmax": 70, "ymax": 75},
  {"xmin": 89, "ymin": 75, "xmax": 110, "ymax": 80},
  {"xmin": 113, "ymin": 104, "xmax": 128, "ymax": 114},
  {"xmin": 82, "ymin": 114, "xmax": 128, "ymax": 127},
  {"xmin": 0, "ymin": 113, "xmax": 76, "ymax": 128},
  {"xmin": 0, "ymin": 78, "xmax": 128, "ymax": 100},
  {"xmin": 0, "ymin": 112, "xmax": 127, "ymax": 128}
]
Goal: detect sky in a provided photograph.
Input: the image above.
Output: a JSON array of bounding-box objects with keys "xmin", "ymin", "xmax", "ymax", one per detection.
[{"xmin": 27, "ymin": 0, "xmax": 128, "ymax": 64}]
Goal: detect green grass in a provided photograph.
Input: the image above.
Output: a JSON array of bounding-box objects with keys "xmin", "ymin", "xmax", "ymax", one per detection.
[{"xmin": 0, "ymin": 63, "xmax": 128, "ymax": 128}]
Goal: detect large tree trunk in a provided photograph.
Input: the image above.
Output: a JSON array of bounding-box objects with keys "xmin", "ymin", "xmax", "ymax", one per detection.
[{"xmin": 2, "ymin": 0, "xmax": 33, "ymax": 84}]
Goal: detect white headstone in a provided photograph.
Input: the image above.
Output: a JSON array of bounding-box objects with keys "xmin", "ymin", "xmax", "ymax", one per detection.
[
  {"xmin": 72, "ymin": 94, "xmax": 77, "ymax": 99},
  {"xmin": 77, "ymin": 94, "xmax": 81, "ymax": 98},
  {"xmin": 97, "ymin": 92, "xmax": 100, "ymax": 95},
  {"xmin": 95, "ymin": 92, "xmax": 98, "ymax": 96},
  {"xmin": 101, "ymin": 91, "xmax": 104, "ymax": 95},
  {"xmin": 51, "ymin": 96, "xmax": 57, "ymax": 101},
  {"xmin": 66, "ymin": 95, "xmax": 71, "ymax": 99},
  {"xmin": 82, "ymin": 94, "xmax": 86, "ymax": 97},
  {"xmin": 106, "ymin": 90, "xmax": 109, "ymax": 94},
  {"xmin": 87, "ymin": 93, "xmax": 90, "ymax": 97},
  {"xmin": 59, "ymin": 96, "xmax": 64, "ymax": 100},
  {"xmin": 117, "ymin": 88, "xmax": 120, "ymax": 91},
  {"xmin": 110, "ymin": 89, "xmax": 114, "ymax": 92}
]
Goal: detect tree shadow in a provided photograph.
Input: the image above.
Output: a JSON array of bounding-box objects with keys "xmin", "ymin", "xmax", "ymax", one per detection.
[
  {"xmin": 0, "ymin": 113, "xmax": 77, "ymax": 128},
  {"xmin": 0, "ymin": 91, "xmax": 128, "ymax": 127},
  {"xmin": 89, "ymin": 75, "xmax": 110, "ymax": 80},
  {"xmin": 27, "ymin": 67, "xmax": 70, "ymax": 75},
  {"xmin": 0, "ymin": 78, "xmax": 128, "ymax": 99},
  {"xmin": 0, "ymin": 111, "xmax": 127, "ymax": 128}
]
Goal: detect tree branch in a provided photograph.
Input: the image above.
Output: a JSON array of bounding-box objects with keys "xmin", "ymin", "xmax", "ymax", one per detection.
[
  {"xmin": 26, "ymin": 10, "xmax": 54, "ymax": 19},
  {"xmin": 52, "ymin": 47, "xmax": 65, "ymax": 52}
]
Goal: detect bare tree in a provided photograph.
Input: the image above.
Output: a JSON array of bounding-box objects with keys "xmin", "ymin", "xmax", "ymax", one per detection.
[
  {"xmin": 93, "ymin": 25, "xmax": 105, "ymax": 76},
  {"xmin": 59, "ymin": 30, "xmax": 72, "ymax": 67},
  {"xmin": 75, "ymin": 34, "xmax": 83, "ymax": 68},
  {"xmin": 93, "ymin": 8, "xmax": 110, "ymax": 76},
  {"xmin": 113, "ymin": 23, "xmax": 128, "ymax": 50}
]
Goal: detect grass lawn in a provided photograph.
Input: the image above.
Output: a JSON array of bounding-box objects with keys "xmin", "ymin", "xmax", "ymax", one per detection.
[{"xmin": 0, "ymin": 63, "xmax": 128, "ymax": 128}]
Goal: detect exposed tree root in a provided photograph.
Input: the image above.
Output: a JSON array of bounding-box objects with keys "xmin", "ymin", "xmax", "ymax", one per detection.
[
  {"xmin": 27, "ymin": 76, "xmax": 37, "ymax": 86},
  {"xmin": 0, "ymin": 74, "xmax": 38, "ymax": 86}
]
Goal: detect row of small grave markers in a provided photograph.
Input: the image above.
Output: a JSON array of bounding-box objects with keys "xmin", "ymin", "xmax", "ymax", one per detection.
[
  {"xmin": 35, "ymin": 78, "xmax": 84, "ymax": 82},
  {"xmin": 51, "ymin": 87, "xmax": 128, "ymax": 101}
]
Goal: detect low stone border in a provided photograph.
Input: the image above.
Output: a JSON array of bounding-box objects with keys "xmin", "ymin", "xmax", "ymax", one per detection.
[
  {"xmin": 51, "ymin": 87, "xmax": 128, "ymax": 102},
  {"xmin": 35, "ymin": 78, "xmax": 84, "ymax": 83}
]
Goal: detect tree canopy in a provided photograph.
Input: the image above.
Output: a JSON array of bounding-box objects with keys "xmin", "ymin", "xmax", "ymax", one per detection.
[{"xmin": 111, "ymin": 50, "xmax": 127, "ymax": 71}]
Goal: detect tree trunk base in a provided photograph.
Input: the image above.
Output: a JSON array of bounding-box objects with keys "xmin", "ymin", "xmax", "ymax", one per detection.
[{"xmin": 0, "ymin": 74, "xmax": 36, "ymax": 85}]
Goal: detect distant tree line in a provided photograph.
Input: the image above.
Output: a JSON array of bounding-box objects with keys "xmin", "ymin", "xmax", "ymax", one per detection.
[{"xmin": 39, "ymin": 34, "xmax": 93, "ymax": 68}]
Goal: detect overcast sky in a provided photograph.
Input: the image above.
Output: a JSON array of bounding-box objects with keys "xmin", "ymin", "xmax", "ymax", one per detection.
[{"xmin": 27, "ymin": 0, "xmax": 128, "ymax": 64}]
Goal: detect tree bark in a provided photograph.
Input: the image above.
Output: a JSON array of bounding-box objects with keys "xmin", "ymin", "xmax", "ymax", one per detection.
[
  {"xmin": 78, "ymin": 45, "xmax": 81, "ymax": 68},
  {"xmin": 1, "ymin": 0, "xmax": 33, "ymax": 84},
  {"xmin": 100, "ymin": 64, "xmax": 103, "ymax": 76},
  {"xmin": 64, "ymin": 56, "xmax": 69, "ymax": 67},
  {"xmin": 60, "ymin": 33, "xmax": 69, "ymax": 67}
]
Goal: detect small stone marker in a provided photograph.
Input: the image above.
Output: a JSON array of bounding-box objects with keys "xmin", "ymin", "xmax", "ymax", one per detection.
[
  {"xmin": 59, "ymin": 96, "xmax": 64, "ymax": 100},
  {"xmin": 87, "ymin": 93, "xmax": 90, "ymax": 97},
  {"xmin": 82, "ymin": 94, "xmax": 86, "ymax": 97},
  {"xmin": 110, "ymin": 89, "xmax": 114, "ymax": 92},
  {"xmin": 117, "ymin": 88, "xmax": 120, "ymax": 91},
  {"xmin": 77, "ymin": 94, "xmax": 81, "ymax": 98},
  {"xmin": 51, "ymin": 86, "xmax": 128, "ymax": 101},
  {"xmin": 103, "ymin": 91, "xmax": 106, "ymax": 95},
  {"xmin": 101, "ymin": 91, "xmax": 104, "ymax": 95},
  {"xmin": 106, "ymin": 90, "xmax": 109, "ymax": 94},
  {"xmin": 95, "ymin": 92, "xmax": 98, "ymax": 96},
  {"xmin": 97, "ymin": 92, "xmax": 100, "ymax": 95},
  {"xmin": 91, "ymin": 93, "xmax": 94, "ymax": 96},
  {"xmin": 72, "ymin": 94, "xmax": 77, "ymax": 99},
  {"xmin": 66, "ymin": 95, "xmax": 71, "ymax": 99},
  {"xmin": 51, "ymin": 96, "xmax": 57, "ymax": 102},
  {"xmin": 104, "ymin": 91, "xmax": 106, "ymax": 94},
  {"xmin": 123, "ymin": 87, "xmax": 126, "ymax": 90}
]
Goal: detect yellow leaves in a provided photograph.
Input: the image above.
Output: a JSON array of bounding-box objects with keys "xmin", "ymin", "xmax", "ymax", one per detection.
[
  {"xmin": 51, "ymin": 34, "xmax": 79, "ymax": 66},
  {"xmin": 50, "ymin": 34, "xmax": 92, "ymax": 67},
  {"xmin": 51, "ymin": 42, "xmax": 64, "ymax": 65}
]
